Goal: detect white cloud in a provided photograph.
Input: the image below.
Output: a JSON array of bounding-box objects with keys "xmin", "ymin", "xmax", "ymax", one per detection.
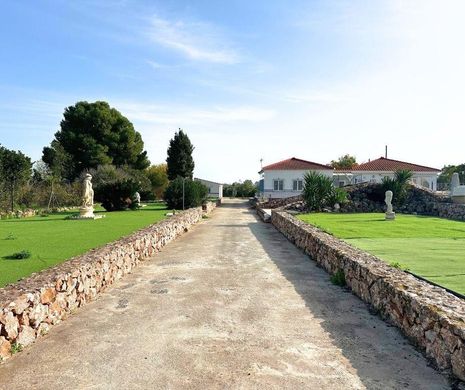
[
  {"xmin": 114, "ymin": 101, "xmax": 274, "ymax": 126},
  {"xmin": 147, "ymin": 15, "xmax": 239, "ymax": 64}
]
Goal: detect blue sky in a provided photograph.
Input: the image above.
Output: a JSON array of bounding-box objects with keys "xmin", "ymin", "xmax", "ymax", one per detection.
[{"xmin": 1, "ymin": 0, "xmax": 464, "ymax": 183}]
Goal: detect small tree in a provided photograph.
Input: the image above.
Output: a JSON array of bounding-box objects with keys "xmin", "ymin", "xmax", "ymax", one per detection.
[
  {"xmin": 302, "ymin": 171, "xmax": 347, "ymax": 211},
  {"xmin": 146, "ymin": 164, "xmax": 169, "ymax": 199},
  {"xmin": 330, "ymin": 154, "xmax": 357, "ymax": 169},
  {"xmin": 164, "ymin": 178, "xmax": 208, "ymax": 210},
  {"xmin": 0, "ymin": 147, "xmax": 32, "ymax": 212},
  {"xmin": 166, "ymin": 129, "xmax": 195, "ymax": 180}
]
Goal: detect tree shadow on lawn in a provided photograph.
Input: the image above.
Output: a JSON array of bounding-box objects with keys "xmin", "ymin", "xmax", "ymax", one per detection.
[{"xmin": 244, "ymin": 210, "xmax": 450, "ymax": 389}]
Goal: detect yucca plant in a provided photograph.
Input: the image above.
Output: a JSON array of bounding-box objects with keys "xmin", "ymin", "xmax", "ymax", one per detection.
[
  {"xmin": 303, "ymin": 172, "xmax": 347, "ymax": 211},
  {"xmin": 382, "ymin": 169, "xmax": 413, "ymax": 206}
]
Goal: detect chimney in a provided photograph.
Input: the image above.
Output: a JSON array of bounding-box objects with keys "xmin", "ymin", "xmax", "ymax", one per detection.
[{"xmin": 385, "ymin": 145, "xmax": 388, "ymax": 158}]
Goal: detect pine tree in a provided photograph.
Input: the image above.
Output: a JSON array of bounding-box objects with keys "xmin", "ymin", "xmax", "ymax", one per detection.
[{"xmin": 166, "ymin": 129, "xmax": 195, "ymax": 180}]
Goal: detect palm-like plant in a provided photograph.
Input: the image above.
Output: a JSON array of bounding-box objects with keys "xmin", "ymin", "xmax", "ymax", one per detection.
[
  {"xmin": 382, "ymin": 169, "xmax": 412, "ymax": 206},
  {"xmin": 303, "ymin": 172, "xmax": 347, "ymax": 211}
]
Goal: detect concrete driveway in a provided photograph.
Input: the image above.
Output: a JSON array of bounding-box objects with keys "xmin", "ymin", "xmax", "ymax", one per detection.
[{"xmin": 0, "ymin": 199, "xmax": 450, "ymax": 389}]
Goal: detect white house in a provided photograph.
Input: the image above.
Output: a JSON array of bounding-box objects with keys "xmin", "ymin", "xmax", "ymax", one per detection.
[
  {"xmin": 195, "ymin": 178, "xmax": 223, "ymax": 199},
  {"xmin": 333, "ymin": 157, "xmax": 440, "ymax": 191},
  {"xmin": 258, "ymin": 157, "xmax": 333, "ymax": 199}
]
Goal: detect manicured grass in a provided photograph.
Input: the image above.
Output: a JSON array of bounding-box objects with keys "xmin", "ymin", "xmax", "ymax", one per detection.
[
  {"xmin": 297, "ymin": 213, "xmax": 465, "ymax": 295},
  {"xmin": 0, "ymin": 204, "xmax": 168, "ymax": 287}
]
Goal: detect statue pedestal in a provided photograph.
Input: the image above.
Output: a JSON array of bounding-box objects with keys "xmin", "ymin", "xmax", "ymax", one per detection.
[
  {"xmin": 80, "ymin": 206, "xmax": 95, "ymax": 218},
  {"xmin": 70, "ymin": 206, "xmax": 104, "ymax": 220},
  {"xmin": 385, "ymin": 212, "xmax": 396, "ymax": 220}
]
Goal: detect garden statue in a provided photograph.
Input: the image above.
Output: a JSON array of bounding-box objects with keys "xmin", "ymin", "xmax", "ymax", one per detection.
[
  {"xmin": 134, "ymin": 192, "xmax": 141, "ymax": 206},
  {"xmin": 78, "ymin": 173, "xmax": 96, "ymax": 218},
  {"xmin": 451, "ymin": 173, "xmax": 460, "ymax": 195},
  {"xmin": 385, "ymin": 190, "xmax": 395, "ymax": 220},
  {"xmin": 82, "ymin": 173, "xmax": 94, "ymax": 208}
]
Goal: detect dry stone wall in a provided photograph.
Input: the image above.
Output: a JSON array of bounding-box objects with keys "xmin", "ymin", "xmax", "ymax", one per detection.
[
  {"xmin": 258, "ymin": 195, "xmax": 303, "ymax": 209},
  {"xmin": 271, "ymin": 210, "xmax": 465, "ymax": 382},
  {"xmin": 437, "ymin": 203, "xmax": 465, "ymax": 221},
  {"xmin": 0, "ymin": 202, "xmax": 217, "ymax": 361}
]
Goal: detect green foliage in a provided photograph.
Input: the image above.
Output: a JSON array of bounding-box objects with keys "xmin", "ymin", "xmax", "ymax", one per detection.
[
  {"xmin": 164, "ymin": 178, "xmax": 208, "ymax": 209},
  {"xmin": 42, "ymin": 101, "xmax": 150, "ymax": 180},
  {"xmin": 223, "ymin": 180, "xmax": 257, "ymax": 197},
  {"xmin": 4, "ymin": 233, "xmax": 16, "ymax": 240},
  {"xmin": 146, "ymin": 163, "xmax": 169, "ymax": 199},
  {"xmin": 5, "ymin": 250, "xmax": 31, "ymax": 260},
  {"xmin": 90, "ymin": 165, "xmax": 150, "ymax": 211},
  {"xmin": 330, "ymin": 269, "xmax": 346, "ymax": 286},
  {"xmin": 330, "ymin": 154, "xmax": 357, "ymax": 169},
  {"xmin": 390, "ymin": 261, "xmax": 410, "ymax": 271},
  {"xmin": 381, "ymin": 169, "xmax": 413, "ymax": 206},
  {"xmin": 327, "ymin": 187, "xmax": 348, "ymax": 207},
  {"xmin": 166, "ymin": 129, "xmax": 195, "ymax": 180},
  {"xmin": 437, "ymin": 164, "xmax": 465, "ymax": 188},
  {"xmin": 0, "ymin": 146, "xmax": 33, "ymax": 212},
  {"xmin": 302, "ymin": 171, "xmax": 347, "ymax": 211},
  {"xmin": 10, "ymin": 343, "xmax": 23, "ymax": 354}
]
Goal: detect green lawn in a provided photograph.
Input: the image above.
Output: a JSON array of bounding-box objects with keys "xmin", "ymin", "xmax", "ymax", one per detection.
[
  {"xmin": 0, "ymin": 204, "xmax": 168, "ymax": 287},
  {"xmin": 297, "ymin": 213, "xmax": 465, "ymax": 295}
]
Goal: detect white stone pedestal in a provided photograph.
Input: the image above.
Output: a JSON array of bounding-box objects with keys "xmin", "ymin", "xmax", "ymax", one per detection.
[
  {"xmin": 70, "ymin": 207, "xmax": 104, "ymax": 220},
  {"xmin": 385, "ymin": 212, "xmax": 396, "ymax": 220}
]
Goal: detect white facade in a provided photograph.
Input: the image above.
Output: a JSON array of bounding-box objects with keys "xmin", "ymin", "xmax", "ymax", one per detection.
[
  {"xmin": 334, "ymin": 171, "xmax": 438, "ymax": 191},
  {"xmin": 195, "ymin": 178, "xmax": 223, "ymax": 199},
  {"xmin": 261, "ymin": 169, "xmax": 333, "ymax": 199}
]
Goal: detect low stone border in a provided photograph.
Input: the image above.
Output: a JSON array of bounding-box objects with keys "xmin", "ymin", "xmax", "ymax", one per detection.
[
  {"xmin": 0, "ymin": 202, "xmax": 217, "ymax": 361},
  {"xmin": 271, "ymin": 210, "xmax": 465, "ymax": 382},
  {"xmin": 437, "ymin": 203, "xmax": 465, "ymax": 221}
]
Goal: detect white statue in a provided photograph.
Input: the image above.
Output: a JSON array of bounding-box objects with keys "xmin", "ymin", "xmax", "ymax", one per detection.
[
  {"xmin": 385, "ymin": 190, "xmax": 395, "ymax": 220},
  {"xmin": 82, "ymin": 173, "xmax": 94, "ymax": 208},
  {"xmin": 134, "ymin": 192, "xmax": 141, "ymax": 206},
  {"xmin": 77, "ymin": 173, "xmax": 96, "ymax": 218},
  {"xmin": 451, "ymin": 172, "xmax": 460, "ymax": 195}
]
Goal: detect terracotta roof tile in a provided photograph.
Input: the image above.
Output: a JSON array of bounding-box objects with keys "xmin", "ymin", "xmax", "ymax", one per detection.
[
  {"xmin": 261, "ymin": 157, "xmax": 332, "ymax": 172},
  {"xmin": 352, "ymin": 157, "xmax": 440, "ymax": 172}
]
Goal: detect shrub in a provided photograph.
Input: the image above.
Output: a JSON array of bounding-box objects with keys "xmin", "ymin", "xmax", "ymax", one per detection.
[
  {"xmin": 90, "ymin": 165, "xmax": 150, "ymax": 211},
  {"xmin": 390, "ymin": 261, "xmax": 410, "ymax": 271},
  {"xmin": 10, "ymin": 342, "xmax": 23, "ymax": 354},
  {"xmin": 6, "ymin": 250, "xmax": 31, "ymax": 260},
  {"xmin": 330, "ymin": 269, "xmax": 346, "ymax": 286},
  {"xmin": 302, "ymin": 172, "xmax": 347, "ymax": 211},
  {"xmin": 164, "ymin": 178, "xmax": 208, "ymax": 210},
  {"xmin": 382, "ymin": 169, "xmax": 413, "ymax": 206}
]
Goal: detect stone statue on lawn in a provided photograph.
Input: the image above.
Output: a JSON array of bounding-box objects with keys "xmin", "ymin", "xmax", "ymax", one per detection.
[
  {"xmin": 385, "ymin": 190, "xmax": 395, "ymax": 220},
  {"xmin": 134, "ymin": 192, "xmax": 141, "ymax": 207},
  {"xmin": 82, "ymin": 173, "xmax": 94, "ymax": 208},
  {"xmin": 79, "ymin": 173, "xmax": 96, "ymax": 218}
]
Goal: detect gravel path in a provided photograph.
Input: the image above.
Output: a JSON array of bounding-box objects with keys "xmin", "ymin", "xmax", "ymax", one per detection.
[{"xmin": 0, "ymin": 199, "xmax": 450, "ymax": 389}]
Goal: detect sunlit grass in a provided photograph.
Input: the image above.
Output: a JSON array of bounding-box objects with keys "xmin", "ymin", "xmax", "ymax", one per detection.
[
  {"xmin": 0, "ymin": 204, "xmax": 167, "ymax": 287},
  {"xmin": 298, "ymin": 213, "xmax": 465, "ymax": 295}
]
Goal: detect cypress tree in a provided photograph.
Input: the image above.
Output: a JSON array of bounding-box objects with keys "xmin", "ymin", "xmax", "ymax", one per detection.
[{"xmin": 166, "ymin": 129, "xmax": 195, "ymax": 180}]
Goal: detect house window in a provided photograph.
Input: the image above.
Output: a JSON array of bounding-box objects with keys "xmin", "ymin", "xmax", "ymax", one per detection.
[
  {"xmin": 293, "ymin": 179, "xmax": 303, "ymax": 191},
  {"xmin": 273, "ymin": 179, "xmax": 284, "ymax": 191}
]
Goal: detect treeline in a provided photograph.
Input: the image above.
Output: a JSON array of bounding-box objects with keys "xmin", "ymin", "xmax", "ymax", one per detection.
[
  {"xmin": 0, "ymin": 100, "xmax": 207, "ymax": 213},
  {"xmin": 223, "ymin": 180, "xmax": 257, "ymax": 198}
]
